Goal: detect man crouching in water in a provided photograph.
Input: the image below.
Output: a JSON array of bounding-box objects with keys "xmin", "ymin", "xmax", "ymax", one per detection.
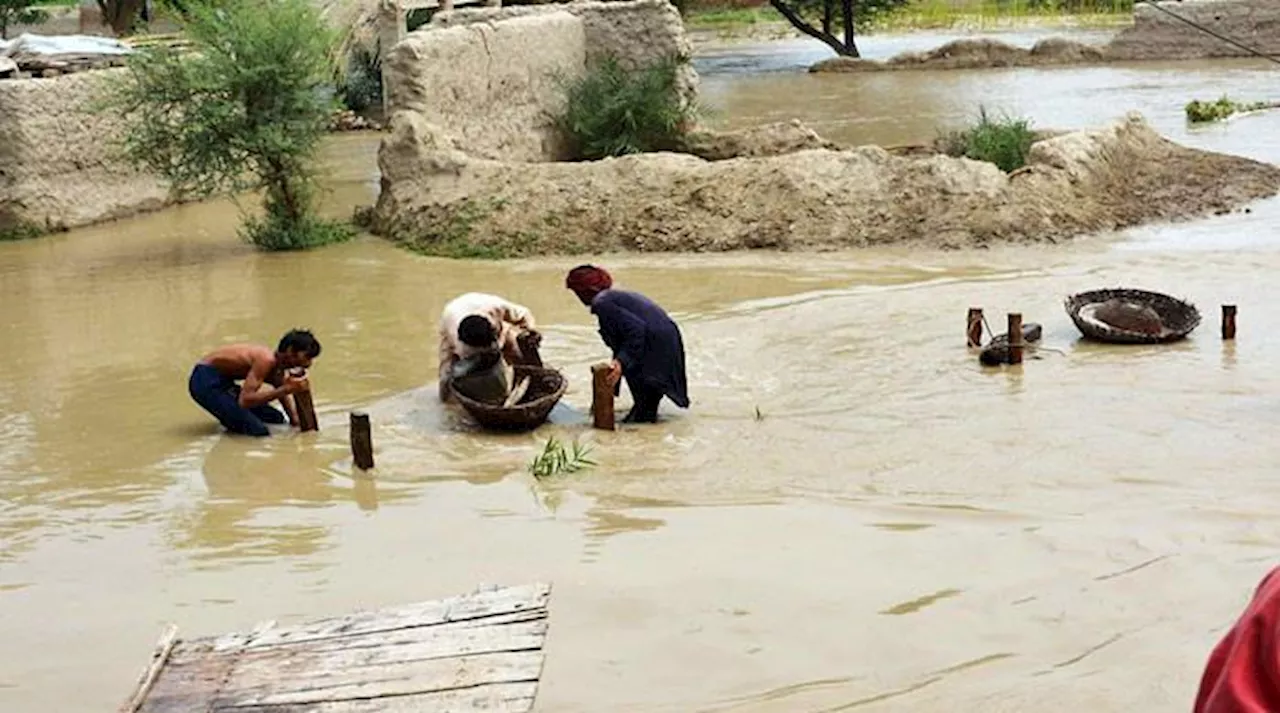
[
  {"xmin": 438, "ymin": 292, "xmax": 539, "ymax": 402},
  {"xmin": 188, "ymin": 329, "xmax": 320, "ymax": 437}
]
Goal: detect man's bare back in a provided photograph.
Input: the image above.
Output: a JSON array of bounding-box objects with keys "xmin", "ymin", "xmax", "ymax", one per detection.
[{"xmin": 199, "ymin": 344, "xmax": 281, "ymax": 383}]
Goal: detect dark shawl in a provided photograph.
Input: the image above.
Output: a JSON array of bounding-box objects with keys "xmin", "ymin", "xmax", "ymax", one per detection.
[{"xmin": 591, "ymin": 289, "xmax": 690, "ymax": 408}]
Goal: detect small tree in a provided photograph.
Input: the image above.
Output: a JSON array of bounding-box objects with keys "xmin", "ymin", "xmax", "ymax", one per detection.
[
  {"xmin": 0, "ymin": 0, "xmax": 48, "ymax": 39},
  {"xmin": 103, "ymin": 0, "xmax": 353, "ymax": 250},
  {"xmin": 769, "ymin": 0, "xmax": 909, "ymax": 57}
]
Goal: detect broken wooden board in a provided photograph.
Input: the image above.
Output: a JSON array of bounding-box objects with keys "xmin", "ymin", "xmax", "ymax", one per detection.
[{"xmin": 121, "ymin": 582, "xmax": 552, "ymax": 713}]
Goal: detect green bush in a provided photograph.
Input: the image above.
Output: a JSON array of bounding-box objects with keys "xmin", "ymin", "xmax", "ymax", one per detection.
[
  {"xmin": 102, "ymin": 0, "xmax": 353, "ymax": 251},
  {"xmin": 557, "ymin": 55, "xmax": 698, "ymax": 161},
  {"xmin": 938, "ymin": 107, "xmax": 1036, "ymax": 172}
]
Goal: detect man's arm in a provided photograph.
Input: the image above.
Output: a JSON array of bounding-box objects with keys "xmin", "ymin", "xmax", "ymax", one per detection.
[
  {"xmin": 438, "ymin": 332, "xmax": 458, "ymax": 401},
  {"xmin": 500, "ymin": 299, "xmax": 536, "ymax": 331},
  {"xmin": 280, "ymin": 393, "xmax": 301, "ymax": 426},
  {"xmin": 592, "ymin": 299, "xmax": 647, "ymax": 374},
  {"xmin": 238, "ymin": 358, "xmax": 295, "ymax": 409}
]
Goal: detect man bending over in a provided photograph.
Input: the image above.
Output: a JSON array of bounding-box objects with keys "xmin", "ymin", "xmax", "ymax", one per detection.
[
  {"xmin": 438, "ymin": 292, "xmax": 539, "ymax": 401},
  {"xmin": 188, "ymin": 329, "xmax": 320, "ymax": 437}
]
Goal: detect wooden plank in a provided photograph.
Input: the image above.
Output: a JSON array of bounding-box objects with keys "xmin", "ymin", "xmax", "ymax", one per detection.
[
  {"xmin": 220, "ymin": 681, "xmax": 538, "ymax": 712},
  {"xmin": 227, "ymin": 620, "xmax": 547, "ymax": 680},
  {"xmin": 218, "ymin": 650, "xmax": 544, "ymax": 707},
  {"xmin": 238, "ymin": 583, "xmax": 550, "ymax": 650},
  {"xmin": 133, "ymin": 584, "xmax": 551, "ymax": 713}
]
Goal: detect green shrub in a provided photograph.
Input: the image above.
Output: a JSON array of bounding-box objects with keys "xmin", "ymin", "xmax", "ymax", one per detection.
[
  {"xmin": 939, "ymin": 107, "xmax": 1036, "ymax": 172},
  {"xmin": 102, "ymin": 0, "xmax": 353, "ymax": 251},
  {"xmin": 557, "ymin": 55, "xmax": 698, "ymax": 161}
]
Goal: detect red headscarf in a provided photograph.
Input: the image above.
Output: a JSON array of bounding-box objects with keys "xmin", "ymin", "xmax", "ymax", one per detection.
[
  {"xmin": 565, "ymin": 265, "xmax": 613, "ymax": 299},
  {"xmin": 1195, "ymin": 566, "xmax": 1280, "ymax": 713}
]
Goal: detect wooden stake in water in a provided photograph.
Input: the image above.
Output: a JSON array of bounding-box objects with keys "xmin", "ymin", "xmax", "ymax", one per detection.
[
  {"xmin": 1222, "ymin": 305, "xmax": 1237, "ymax": 340},
  {"xmin": 290, "ymin": 368, "xmax": 318, "ymax": 432},
  {"xmin": 967, "ymin": 307, "xmax": 984, "ymax": 347},
  {"xmin": 350, "ymin": 411, "xmax": 374, "ymax": 471},
  {"xmin": 591, "ymin": 363, "xmax": 616, "ymax": 431},
  {"xmin": 1007, "ymin": 313, "xmax": 1024, "ymax": 365}
]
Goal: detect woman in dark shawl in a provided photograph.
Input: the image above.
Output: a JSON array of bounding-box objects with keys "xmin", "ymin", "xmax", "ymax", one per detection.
[{"xmin": 565, "ymin": 265, "xmax": 690, "ymax": 423}]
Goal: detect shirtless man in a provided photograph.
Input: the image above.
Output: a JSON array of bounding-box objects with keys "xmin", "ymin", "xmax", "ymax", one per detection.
[{"xmin": 188, "ymin": 329, "xmax": 320, "ymax": 437}]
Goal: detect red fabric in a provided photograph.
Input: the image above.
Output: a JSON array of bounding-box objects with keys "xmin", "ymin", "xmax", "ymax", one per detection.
[
  {"xmin": 565, "ymin": 265, "xmax": 613, "ymax": 297},
  {"xmin": 1195, "ymin": 566, "xmax": 1280, "ymax": 713}
]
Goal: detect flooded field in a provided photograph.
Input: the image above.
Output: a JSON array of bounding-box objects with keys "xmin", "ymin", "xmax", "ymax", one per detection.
[{"xmin": 3, "ymin": 32, "xmax": 1280, "ymax": 713}]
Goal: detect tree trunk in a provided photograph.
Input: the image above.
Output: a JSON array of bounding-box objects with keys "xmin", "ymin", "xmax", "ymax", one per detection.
[
  {"xmin": 842, "ymin": 0, "xmax": 859, "ymax": 58},
  {"xmin": 769, "ymin": 0, "xmax": 855, "ymax": 57},
  {"xmin": 96, "ymin": 0, "xmax": 145, "ymax": 36},
  {"xmin": 821, "ymin": 0, "xmax": 833, "ymax": 38}
]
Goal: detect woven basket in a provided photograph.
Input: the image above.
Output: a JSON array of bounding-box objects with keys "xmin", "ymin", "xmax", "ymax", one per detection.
[
  {"xmin": 1064, "ymin": 288, "xmax": 1201, "ymax": 344},
  {"xmin": 451, "ymin": 365, "xmax": 568, "ymax": 432}
]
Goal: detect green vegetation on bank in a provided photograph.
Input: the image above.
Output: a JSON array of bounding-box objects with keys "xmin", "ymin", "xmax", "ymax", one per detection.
[
  {"xmin": 939, "ymin": 107, "xmax": 1036, "ymax": 172},
  {"xmin": 1185, "ymin": 96, "xmax": 1279, "ymax": 124},
  {"xmin": 101, "ymin": 0, "xmax": 354, "ymax": 252},
  {"xmin": 684, "ymin": 0, "xmax": 1134, "ymax": 34},
  {"xmin": 0, "ymin": 221, "xmax": 48, "ymax": 242},
  {"xmin": 557, "ymin": 55, "xmax": 699, "ymax": 160}
]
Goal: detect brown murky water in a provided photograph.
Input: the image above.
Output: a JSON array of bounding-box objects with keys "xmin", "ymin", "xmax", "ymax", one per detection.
[{"xmin": 5, "ymin": 36, "xmax": 1280, "ymax": 713}]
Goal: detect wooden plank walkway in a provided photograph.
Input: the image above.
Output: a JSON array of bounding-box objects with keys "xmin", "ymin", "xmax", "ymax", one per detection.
[{"xmin": 120, "ymin": 582, "xmax": 552, "ymax": 713}]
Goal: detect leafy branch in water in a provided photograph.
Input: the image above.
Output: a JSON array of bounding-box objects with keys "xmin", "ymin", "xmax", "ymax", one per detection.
[
  {"xmin": 1185, "ymin": 96, "xmax": 1279, "ymax": 124},
  {"xmin": 528, "ymin": 436, "xmax": 597, "ymax": 479}
]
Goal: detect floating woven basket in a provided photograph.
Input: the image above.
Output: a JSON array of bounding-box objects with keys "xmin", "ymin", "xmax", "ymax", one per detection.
[
  {"xmin": 451, "ymin": 365, "xmax": 568, "ymax": 432},
  {"xmin": 1064, "ymin": 288, "xmax": 1201, "ymax": 344}
]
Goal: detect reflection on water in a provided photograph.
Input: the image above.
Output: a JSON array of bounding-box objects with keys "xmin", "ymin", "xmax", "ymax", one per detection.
[{"xmin": 4, "ymin": 33, "xmax": 1280, "ymax": 713}]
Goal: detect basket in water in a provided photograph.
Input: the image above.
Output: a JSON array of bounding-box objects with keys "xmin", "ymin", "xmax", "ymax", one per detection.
[
  {"xmin": 450, "ymin": 365, "xmax": 568, "ymax": 432},
  {"xmin": 1064, "ymin": 288, "xmax": 1201, "ymax": 344}
]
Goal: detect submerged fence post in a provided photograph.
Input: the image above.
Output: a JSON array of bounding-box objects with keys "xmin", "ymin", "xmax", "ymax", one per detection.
[
  {"xmin": 350, "ymin": 411, "xmax": 374, "ymax": 471},
  {"xmin": 1222, "ymin": 305, "xmax": 1237, "ymax": 340},
  {"xmin": 1008, "ymin": 313, "xmax": 1024, "ymax": 365},
  {"xmin": 967, "ymin": 307, "xmax": 984, "ymax": 347},
  {"xmin": 290, "ymin": 368, "xmax": 318, "ymax": 432},
  {"xmin": 591, "ymin": 363, "xmax": 615, "ymax": 431}
]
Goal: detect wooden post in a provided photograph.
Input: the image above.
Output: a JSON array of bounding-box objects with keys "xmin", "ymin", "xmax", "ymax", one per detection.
[
  {"xmin": 590, "ymin": 363, "xmax": 615, "ymax": 431},
  {"xmin": 1007, "ymin": 313, "xmax": 1024, "ymax": 365},
  {"xmin": 350, "ymin": 412, "xmax": 374, "ymax": 471},
  {"xmin": 290, "ymin": 368, "xmax": 318, "ymax": 432},
  {"xmin": 1222, "ymin": 305, "xmax": 1237, "ymax": 340},
  {"xmin": 967, "ymin": 307, "xmax": 983, "ymax": 347},
  {"xmin": 517, "ymin": 331, "xmax": 543, "ymax": 367}
]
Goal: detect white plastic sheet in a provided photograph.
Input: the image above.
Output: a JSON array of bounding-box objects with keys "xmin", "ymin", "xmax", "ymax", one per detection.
[{"xmin": 0, "ymin": 33, "xmax": 134, "ymax": 58}]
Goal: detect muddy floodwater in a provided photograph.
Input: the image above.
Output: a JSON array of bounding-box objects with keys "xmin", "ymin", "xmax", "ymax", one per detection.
[{"xmin": 5, "ymin": 31, "xmax": 1280, "ymax": 713}]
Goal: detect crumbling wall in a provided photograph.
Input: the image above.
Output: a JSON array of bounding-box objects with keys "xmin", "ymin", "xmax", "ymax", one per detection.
[
  {"xmin": 1107, "ymin": 0, "xmax": 1280, "ymax": 60},
  {"xmin": 0, "ymin": 71, "xmax": 171, "ymax": 232},
  {"xmin": 382, "ymin": 11, "xmax": 586, "ymax": 163},
  {"xmin": 383, "ymin": 0, "xmax": 697, "ymax": 162},
  {"xmin": 373, "ymin": 113, "xmax": 1280, "ymax": 255}
]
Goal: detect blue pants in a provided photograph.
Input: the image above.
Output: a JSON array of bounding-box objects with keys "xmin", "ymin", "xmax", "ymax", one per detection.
[{"xmin": 188, "ymin": 363, "xmax": 286, "ymax": 437}]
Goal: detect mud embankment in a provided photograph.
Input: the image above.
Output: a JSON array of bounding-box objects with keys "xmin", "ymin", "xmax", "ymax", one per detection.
[
  {"xmin": 812, "ymin": 0, "xmax": 1280, "ymax": 73},
  {"xmin": 372, "ymin": 113, "xmax": 1280, "ymax": 255}
]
